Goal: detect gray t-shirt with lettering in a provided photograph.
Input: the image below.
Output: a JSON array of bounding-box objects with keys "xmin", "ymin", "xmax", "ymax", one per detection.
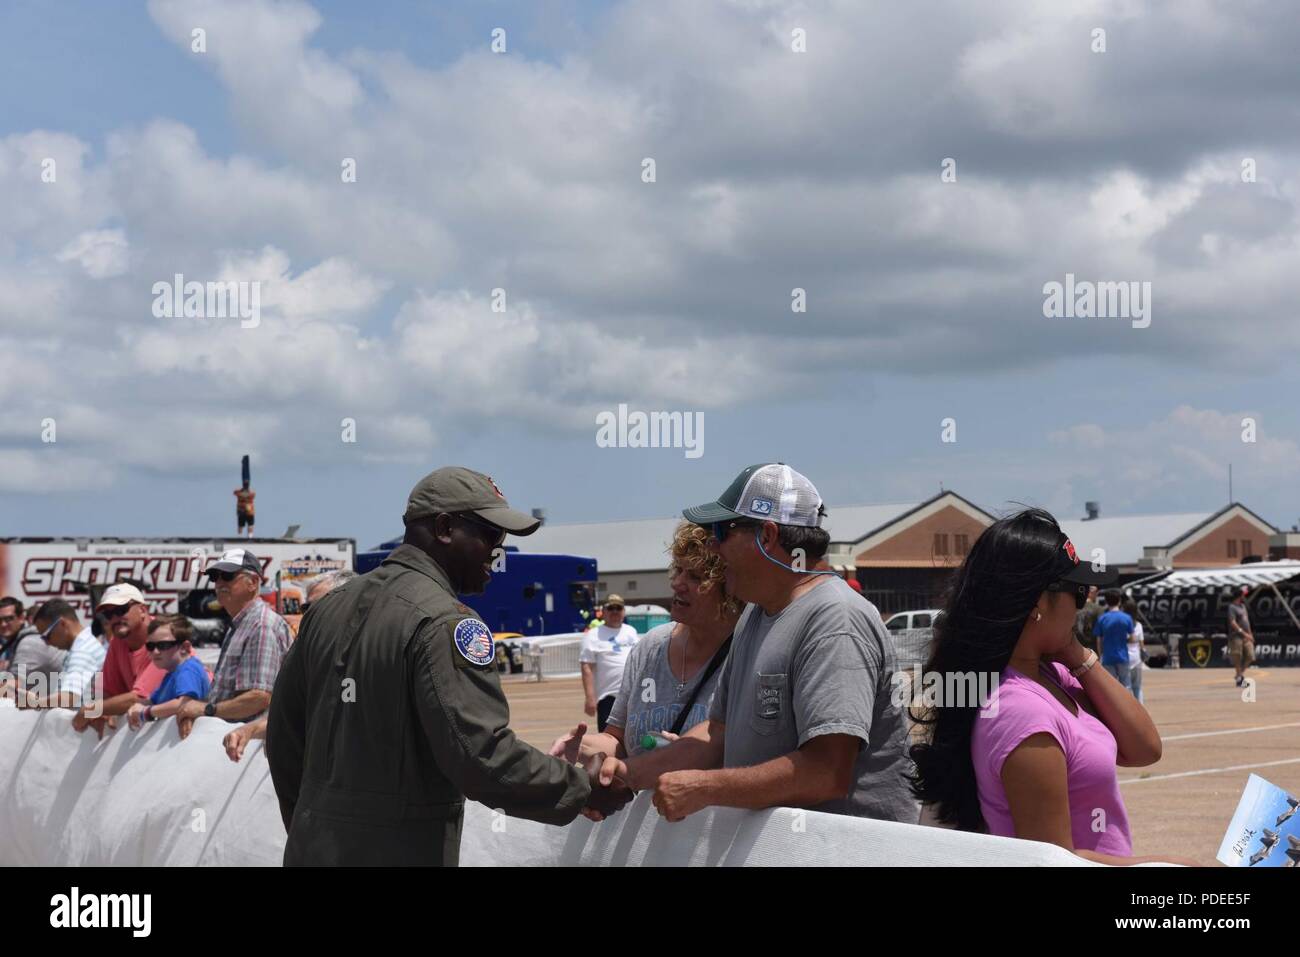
[
  {"xmin": 709, "ymin": 576, "xmax": 919, "ymax": 822},
  {"xmin": 607, "ymin": 623, "xmax": 728, "ymax": 757}
]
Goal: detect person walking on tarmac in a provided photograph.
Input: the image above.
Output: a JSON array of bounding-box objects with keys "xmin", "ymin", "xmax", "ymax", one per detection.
[{"xmin": 266, "ymin": 467, "xmax": 614, "ymax": 865}]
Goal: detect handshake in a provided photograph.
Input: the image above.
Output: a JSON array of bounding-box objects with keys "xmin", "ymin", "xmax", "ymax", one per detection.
[
  {"xmin": 548, "ymin": 722, "xmax": 640, "ymax": 821},
  {"xmin": 549, "ymin": 723, "xmax": 715, "ymax": 823}
]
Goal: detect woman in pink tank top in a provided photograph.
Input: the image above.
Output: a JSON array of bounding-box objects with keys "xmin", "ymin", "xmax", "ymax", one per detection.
[{"xmin": 908, "ymin": 508, "xmax": 1197, "ymax": 866}]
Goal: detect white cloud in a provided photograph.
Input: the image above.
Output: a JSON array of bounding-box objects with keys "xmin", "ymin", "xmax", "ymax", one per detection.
[
  {"xmin": 0, "ymin": 450, "xmax": 116, "ymax": 493},
  {"xmin": 56, "ymin": 229, "xmax": 130, "ymax": 279},
  {"xmin": 214, "ymin": 247, "xmax": 388, "ymax": 319},
  {"xmin": 1, "ymin": 0, "xmax": 1298, "ymax": 505},
  {"xmin": 1049, "ymin": 405, "xmax": 1300, "ymax": 490}
]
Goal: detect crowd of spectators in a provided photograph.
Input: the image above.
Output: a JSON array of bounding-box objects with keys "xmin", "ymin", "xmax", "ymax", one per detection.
[{"xmin": 0, "ymin": 551, "xmax": 354, "ymax": 762}]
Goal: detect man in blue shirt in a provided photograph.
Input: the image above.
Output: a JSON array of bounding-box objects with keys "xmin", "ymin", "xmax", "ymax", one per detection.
[
  {"xmin": 127, "ymin": 617, "xmax": 211, "ymax": 730},
  {"xmin": 1093, "ymin": 590, "xmax": 1135, "ymax": 691}
]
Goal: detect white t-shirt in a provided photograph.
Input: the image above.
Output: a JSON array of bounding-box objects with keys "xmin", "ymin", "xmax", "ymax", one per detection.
[
  {"xmin": 1128, "ymin": 621, "xmax": 1144, "ymax": 667},
  {"xmin": 579, "ymin": 623, "xmax": 639, "ymax": 701}
]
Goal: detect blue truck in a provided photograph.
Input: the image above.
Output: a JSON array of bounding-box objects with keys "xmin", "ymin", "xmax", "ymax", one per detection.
[{"xmin": 356, "ymin": 541, "xmax": 598, "ymax": 638}]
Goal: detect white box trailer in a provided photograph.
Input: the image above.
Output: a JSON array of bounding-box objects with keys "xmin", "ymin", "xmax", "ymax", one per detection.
[{"xmin": 0, "ymin": 537, "xmax": 355, "ymax": 639}]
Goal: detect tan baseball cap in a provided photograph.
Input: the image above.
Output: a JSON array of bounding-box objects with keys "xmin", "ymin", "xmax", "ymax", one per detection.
[
  {"xmin": 97, "ymin": 583, "xmax": 146, "ymax": 609},
  {"xmin": 403, "ymin": 467, "xmax": 541, "ymax": 535},
  {"xmin": 603, "ymin": 594, "xmax": 626, "ymax": 609}
]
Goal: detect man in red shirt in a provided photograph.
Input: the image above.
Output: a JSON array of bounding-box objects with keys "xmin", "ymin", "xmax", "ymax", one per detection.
[{"xmin": 72, "ymin": 583, "xmax": 166, "ymax": 735}]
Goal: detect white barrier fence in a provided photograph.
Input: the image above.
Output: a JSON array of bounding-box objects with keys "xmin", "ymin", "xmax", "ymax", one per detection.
[
  {"xmin": 0, "ymin": 702, "xmax": 1102, "ymax": 867},
  {"xmin": 520, "ymin": 632, "xmax": 585, "ymax": 679}
]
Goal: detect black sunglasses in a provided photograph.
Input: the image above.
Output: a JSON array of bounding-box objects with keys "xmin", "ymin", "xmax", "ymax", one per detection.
[
  {"xmin": 100, "ymin": 604, "xmax": 137, "ymax": 620},
  {"xmin": 456, "ymin": 512, "xmax": 506, "ymax": 547},
  {"xmin": 145, "ymin": 639, "xmax": 181, "ymax": 652},
  {"xmin": 1046, "ymin": 581, "xmax": 1090, "ymax": 609},
  {"xmin": 712, "ymin": 519, "xmax": 760, "ymax": 543},
  {"xmin": 210, "ymin": 570, "xmax": 240, "ymax": 582}
]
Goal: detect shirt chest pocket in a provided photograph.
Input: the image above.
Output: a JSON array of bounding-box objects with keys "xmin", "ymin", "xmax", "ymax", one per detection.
[{"xmin": 749, "ymin": 672, "xmax": 790, "ymax": 736}]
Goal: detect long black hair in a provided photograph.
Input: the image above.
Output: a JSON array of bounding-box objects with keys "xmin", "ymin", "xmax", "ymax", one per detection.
[{"xmin": 908, "ymin": 507, "xmax": 1068, "ymax": 831}]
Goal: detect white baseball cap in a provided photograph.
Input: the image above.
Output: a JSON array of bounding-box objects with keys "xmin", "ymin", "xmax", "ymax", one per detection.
[{"xmin": 97, "ymin": 583, "xmax": 146, "ymax": 609}]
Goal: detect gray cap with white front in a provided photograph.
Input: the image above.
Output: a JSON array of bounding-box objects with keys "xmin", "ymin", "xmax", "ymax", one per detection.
[{"xmin": 682, "ymin": 463, "xmax": 825, "ymax": 528}]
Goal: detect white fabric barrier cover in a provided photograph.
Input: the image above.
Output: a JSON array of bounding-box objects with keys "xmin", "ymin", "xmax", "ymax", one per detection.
[{"xmin": 0, "ymin": 703, "xmax": 1097, "ymax": 866}]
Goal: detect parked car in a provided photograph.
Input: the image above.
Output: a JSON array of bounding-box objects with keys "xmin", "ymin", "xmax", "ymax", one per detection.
[
  {"xmin": 884, "ymin": 609, "xmax": 942, "ymax": 634},
  {"xmin": 883, "ymin": 608, "xmax": 942, "ymax": 672}
]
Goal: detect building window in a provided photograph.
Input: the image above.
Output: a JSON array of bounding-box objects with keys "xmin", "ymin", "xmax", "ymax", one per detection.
[
  {"xmin": 1227, "ymin": 539, "xmax": 1237, "ymax": 558},
  {"xmin": 1242, "ymin": 540, "xmax": 1252, "ymax": 558},
  {"xmin": 954, "ymin": 534, "xmax": 969, "ymax": 556},
  {"xmin": 934, "ymin": 533, "xmax": 949, "ymax": 555},
  {"xmin": 626, "ymin": 580, "xmax": 637, "ymax": 591}
]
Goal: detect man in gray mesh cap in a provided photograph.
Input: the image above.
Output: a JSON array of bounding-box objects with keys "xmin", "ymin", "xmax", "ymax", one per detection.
[{"xmin": 595, "ymin": 463, "xmax": 919, "ymax": 825}]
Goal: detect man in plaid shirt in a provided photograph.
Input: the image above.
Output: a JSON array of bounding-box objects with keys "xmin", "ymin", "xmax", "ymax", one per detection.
[{"xmin": 175, "ymin": 548, "xmax": 292, "ymax": 739}]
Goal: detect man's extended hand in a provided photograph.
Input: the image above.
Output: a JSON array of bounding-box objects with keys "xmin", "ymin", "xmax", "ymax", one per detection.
[
  {"xmin": 126, "ymin": 703, "xmax": 148, "ymax": 730},
  {"xmin": 583, "ymin": 775, "xmax": 633, "ymax": 821},
  {"xmin": 652, "ymin": 770, "xmax": 713, "ymax": 823},
  {"xmin": 579, "ymin": 752, "xmax": 633, "ymax": 821},
  {"xmin": 72, "ymin": 711, "xmax": 110, "ymax": 739},
  {"xmin": 597, "ymin": 753, "xmax": 631, "ymax": 789},
  {"xmin": 548, "ymin": 722, "xmax": 588, "ymax": 763},
  {"xmin": 223, "ymin": 721, "xmax": 261, "ymax": 762},
  {"xmin": 175, "ymin": 699, "xmax": 205, "ymax": 740}
]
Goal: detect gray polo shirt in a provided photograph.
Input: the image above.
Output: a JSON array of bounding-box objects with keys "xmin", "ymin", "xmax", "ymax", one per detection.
[{"xmin": 709, "ymin": 576, "xmax": 919, "ymax": 822}]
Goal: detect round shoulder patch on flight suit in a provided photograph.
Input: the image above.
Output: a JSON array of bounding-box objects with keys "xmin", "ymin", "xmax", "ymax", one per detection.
[{"xmin": 453, "ymin": 618, "xmax": 496, "ymax": 666}]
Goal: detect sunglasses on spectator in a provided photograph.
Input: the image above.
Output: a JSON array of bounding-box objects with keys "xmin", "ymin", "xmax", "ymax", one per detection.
[
  {"xmin": 39, "ymin": 618, "xmax": 60, "ymax": 640},
  {"xmin": 0, "ymin": 614, "xmax": 19, "ymax": 625},
  {"xmin": 1046, "ymin": 581, "xmax": 1090, "ymax": 609},
  {"xmin": 100, "ymin": 603, "xmax": 138, "ymax": 620},
  {"xmin": 210, "ymin": 570, "xmax": 241, "ymax": 582},
  {"xmin": 712, "ymin": 519, "xmax": 759, "ymax": 543},
  {"xmin": 145, "ymin": 639, "xmax": 181, "ymax": 652},
  {"xmin": 456, "ymin": 512, "xmax": 506, "ymax": 548}
]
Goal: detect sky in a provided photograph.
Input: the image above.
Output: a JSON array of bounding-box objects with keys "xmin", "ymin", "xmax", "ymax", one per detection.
[{"xmin": 2, "ymin": 0, "xmax": 1299, "ymax": 550}]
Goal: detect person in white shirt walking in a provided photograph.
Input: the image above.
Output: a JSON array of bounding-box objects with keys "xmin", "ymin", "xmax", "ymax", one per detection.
[
  {"xmin": 1122, "ymin": 598, "xmax": 1144, "ymax": 702},
  {"xmin": 579, "ymin": 595, "xmax": 639, "ymax": 731}
]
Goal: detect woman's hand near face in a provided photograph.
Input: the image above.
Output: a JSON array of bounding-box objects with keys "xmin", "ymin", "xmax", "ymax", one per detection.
[
  {"xmin": 1050, "ymin": 634, "xmax": 1089, "ymax": 671},
  {"xmin": 1044, "ymin": 618, "xmax": 1162, "ymax": 768}
]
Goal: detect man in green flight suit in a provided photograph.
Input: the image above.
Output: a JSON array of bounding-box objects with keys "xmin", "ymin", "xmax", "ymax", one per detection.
[{"xmin": 267, "ymin": 466, "xmax": 606, "ymax": 865}]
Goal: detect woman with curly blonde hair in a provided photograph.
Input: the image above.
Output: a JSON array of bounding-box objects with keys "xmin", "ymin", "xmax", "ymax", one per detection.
[{"xmin": 551, "ymin": 521, "xmax": 743, "ymax": 763}]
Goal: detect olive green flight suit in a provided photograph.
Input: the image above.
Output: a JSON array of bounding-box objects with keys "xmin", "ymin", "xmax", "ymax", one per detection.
[{"xmin": 267, "ymin": 543, "xmax": 590, "ymax": 865}]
